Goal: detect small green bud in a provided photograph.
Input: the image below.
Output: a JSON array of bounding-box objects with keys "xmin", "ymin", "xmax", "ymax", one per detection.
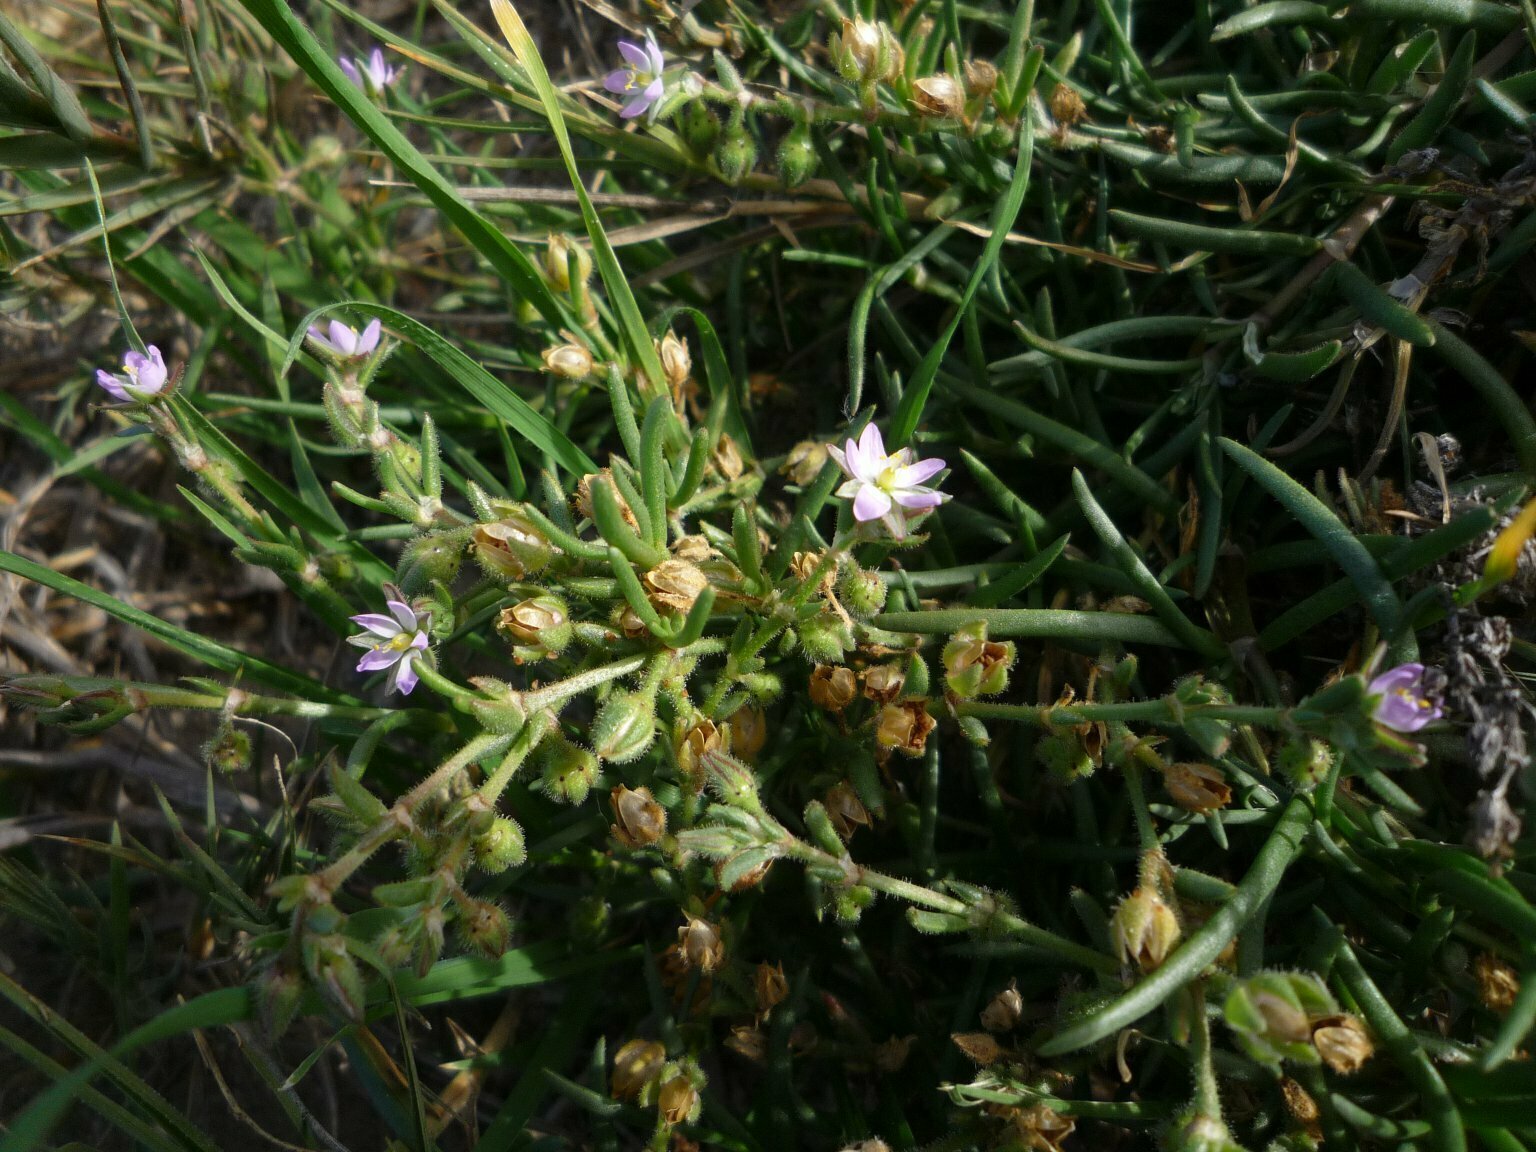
[
  {"xmin": 1223, "ymin": 971, "xmax": 1338, "ymax": 1066},
  {"xmin": 398, "ymin": 528, "xmax": 466, "ymax": 594},
  {"xmin": 797, "ymin": 612, "xmax": 853, "ymax": 663},
  {"xmin": 473, "ymin": 815, "xmax": 528, "ymax": 873},
  {"xmin": 543, "ymin": 232, "xmax": 592, "ymax": 293},
  {"xmin": 204, "ymin": 723, "xmax": 252, "ymax": 775},
  {"xmin": 540, "ymin": 739, "xmax": 601, "ymax": 804},
  {"xmin": 802, "ymin": 800, "xmax": 845, "ymax": 856},
  {"xmin": 837, "ymin": 563, "xmax": 887, "ymax": 620},
  {"xmin": 591, "ymin": 689, "xmax": 657, "ymax": 764},
  {"xmin": 715, "ymin": 118, "xmax": 757, "ymax": 184},
  {"xmin": 1172, "ymin": 674, "xmax": 1235, "ymax": 757},
  {"xmin": 700, "ymin": 748, "xmax": 763, "ymax": 813},
  {"xmin": 467, "ymin": 677, "xmax": 528, "ymax": 735},
  {"xmin": 1165, "ymin": 1112, "xmax": 1249, "ymax": 1152},
  {"xmin": 834, "ymin": 883, "xmax": 875, "ymax": 924},
  {"xmin": 776, "ymin": 122, "xmax": 817, "ymax": 188},
  {"xmin": 1034, "ymin": 731, "xmax": 1095, "ymax": 782}
]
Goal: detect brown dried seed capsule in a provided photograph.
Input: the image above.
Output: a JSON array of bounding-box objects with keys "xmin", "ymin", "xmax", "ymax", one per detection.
[
  {"xmin": 657, "ymin": 1074, "xmax": 698, "ymax": 1125},
  {"xmin": 610, "ymin": 785, "xmax": 666, "ymax": 848},
  {"xmin": 1473, "ymin": 951, "xmax": 1521, "ymax": 1012},
  {"xmin": 1162, "ymin": 761, "xmax": 1233, "ymax": 813},
  {"xmin": 875, "ymin": 699, "xmax": 936, "ymax": 759},
  {"xmin": 1311, "ymin": 1014, "xmax": 1374, "ymax": 1075},
  {"xmin": 644, "ymin": 559, "xmax": 709, "ymax": 615},
  {"xmin": 912, "ymin": 74, "xmax": 964, "ymax": 118},
  {"xmin": 754, "ymin": 961, "xmax": 788, "ymax": 1015},
  {"xmin": 678, "ymin": 916, "xmax": 725, "ymax": 972},
  {"xmin": 862, "ymin": 664, "xmax": 906, "ymax": 704},
  {"xmin": 825, "ymin": 780, "xmax": 872, "ymax": 839},
  {"xmin": 1111, "ymin": 886, "xmax": 1182, "ymax": 974},
  {"xmin": 951, "ymin": 1031, "xmax": 1005, "ymax": 1066},
  {"xmin": 809, "ymin": 664, "xmax": 858, "ymax": 712},
  {"xmin": 980, "ymin": 980, "xmax": 1023, "ymax": 1032}
]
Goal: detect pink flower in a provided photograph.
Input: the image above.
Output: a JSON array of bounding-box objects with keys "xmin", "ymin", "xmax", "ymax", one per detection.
[
  {"xmin": 96, "ymin": 346, "xmax": 170, "ymax": 402},
  {"xmin": 603, "ymin": 33, "xmax": 666, "ymax": 120},
  {"xmin": 339, "ymin": 47, "xmax": 399, "ymax": 97},
  {"xmin": 1367, "ymin": 662, "xmax": 1443, "ymax": 733},
  {"xmin": 348, "ymin": 598, "xmax": 429, "ymax": 695},
  {"xmin": 827, "ymin": 423, "xmax": 948, "ymax": 540},
  {"xmin": 307, "ymin": 318, "xmax": 382, "ymax": 359}
]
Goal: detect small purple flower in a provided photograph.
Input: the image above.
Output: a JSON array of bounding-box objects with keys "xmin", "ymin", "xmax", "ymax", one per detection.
[
  {"xmin": 827, "ymin": 423, "xmax": 949, "ymax": 540},
  {"xmin": 1367, "ymin": 662, "xmax": 1443, "ymax": 733},
  {"xmin": 338, "ymin": 47, "xmax": 399, "ymax": 97},
  {"xmin": 603, "ymin": 32, "xmax": 666, "ymax": 120},
  {"xmin": 96, "ymin": 345, "xmax": 170, "ymax": 403},
  {"xmin": 307, "ymin": 318, "xmax": 382, "ymax": 360},
  {"xmin": 347, "ymin": 598, "xmax": 430, "ymax": 695}
]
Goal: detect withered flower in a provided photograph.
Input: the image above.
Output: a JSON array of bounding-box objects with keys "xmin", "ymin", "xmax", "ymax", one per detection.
[
  {"xmin": 675, "ymin": 719, "xmax": 723, "ymax": 786},
  {"xmin": 611, "ymin": 1038, "xmax": 666, "ymax": 1100},
  {"xmin": 1111, "ymin": 886, "xmax": 1181, "ymax": 974},
  {"xmin": 952, "ymin": 1031, "xmax": 1005, "ymax": 1065},
  {"xmin": 1011, "ymin": 1103, "xmax": 1075, "ymax": 1152},
  {"xmin": 678, "ymin": 916, "xmax": 725, "ymax": 973},
  {"xmin": 755, "ymin": 961, "xmax": 788, "ymax": 1015},
  {"xmin": 1312, "ymin": 1014, "xmax": 1374, "ymax": 1075},
  {"xmin": 727, "ymin": 704, "xmax": 767, "ymax": 761},
  {"xmin": 863, "ymin": 664, "xmax": 906, "ymax": 704},
  {"xmin": 980, "ymin": 980, "xmax": 1023, "ymax": 1032},
  {"xmin": 1048, "ymin": 83, "xmax": 1088, "ymax": 133},
  {"xmin": 541, "ymin": 342, "xmax": 594, "ymax": 379},
  {"xmin": 725, "ymin": 1025, "xmax": 767, "ymax": 1063},
  {"xmin": 497, "ymin": 597, "xmax": 569, "ymax": 645},
  {"xmin": 473, "ymin": 512, "xmax": 553, "ymax": 581},
  {"xmin": 912, "ymin": 74, "xmax": 964, "ymax": 118},
  {"xmin": 712, "ymin": 433, "xmax": 744, "ymax": 481},
  {"xmin": 781, "ymin": 440, "xmax": 829, "ymax": 486},
  {"xmin": 810, "ymin": 664, "xmax": 858, "ymax": 712},
  {"xmin": 645, "ymin": 559, "xmax": 709, "ymax": 615},
  {"xmin": 825, "ymin": 780, "xmax": 872, "ymax": 839},
  {"xmin": 964, "ymin": 59, "xmax": 998, "ymax": 101},
  {"xmin": 610, "ymin": 785, "xmax": 666, "ymax": 848},
  {"xmin": 1473, "ymin": 952, "xmax": 1521, "ymax": 1012},
  {"xmin": 875, "ymin": 699, "xmax": 936, "ymax": 759},
  {"xmin": 574, "ymin": 470, "xmax": 637, "ymax": 528},
  {"xmin": 657, "ymin": 1074, "xmax": 699, "ymax": 1125},
  {"xmin": 1162, "ymin": 761, "xmax": 1232, "ymax": 813},
  {"xmin": 657, "ymin": 329, "xmax": 692, "ymax": 391}
]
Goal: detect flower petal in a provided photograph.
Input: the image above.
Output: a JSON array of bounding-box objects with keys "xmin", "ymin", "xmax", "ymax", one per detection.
[
  {"xmin": 826, "ymin": 443, "xmax": 849, "ymax": 472},
  {"xmin": 893, "ymin": 457, "xmax": 945, "ymax": 488},
  {"xmin": 1368, "ymin": 663, "xmax": 1422, "ymax": 695},
  {"xmin": 306, "ymin": 324, "xmax": 336, "ymax": 352},
  {"xmin": 604, "ymin": 68, "xmax": 632, "ymax": 93},
  {"xmin": 357, "ymin": 647, "xmax": 401, "ymax": 672},
  {"xmin": 328, "ymin": 320, "xmax": 357, "ymax": 355},
  {"xmin": 892, "ymin": 488, "xmax": 946, "ymax": 510},
  {"xmin": 356, "ymin": 318, "xmax": 382, "ymax": 355},
  {"xmin": 852, "ymin": 484, "xmax": 893, "ymax": 522},
  {"xmin": 338, "ymin": 56, "xmax": 361, "ymax": 87},
  {"xmin": 857, "ymin": 423, "xmax": 887, "ymax": 467},
  {"xmin": 386, "ymin": 599, "xmax": 418, "ymax": 631},
  {"xmin": 834, "ymin": 478, "xmax": 864, "ymax": 499},
  {"xmin": 393, "ymin": 654, "xmax": 421, "ymax": 695},
  {"xmin": 645, "ymin": 35, "xmax": 665, "ymax": 75},
  {"xmin": 350, "ymin": 613, "xmax": 401, "ymax": 637},
  {"xmin": 620, "ymin": 93, "xmax": 652, "ymax": 119},
  {"xmin": 618, "ymin": 40, "xmax": 650, "ymax": 69},
  {"xmin": 96, "ymin": 371, "xmax": 130, "ymax": 402},
  {"xmin": 643, "ymin": 77, "xmax": 664, "ymax": 104}
]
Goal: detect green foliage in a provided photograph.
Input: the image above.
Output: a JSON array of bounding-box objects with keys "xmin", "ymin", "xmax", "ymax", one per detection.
[{"xmin": 2, "ymin": 0, "xmax": 1536, "ymax": 1149}]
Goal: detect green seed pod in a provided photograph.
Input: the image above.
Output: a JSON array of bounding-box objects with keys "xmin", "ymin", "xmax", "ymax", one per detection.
[
  {"xmin": 1223, "ymin": 971, "xmax": 1338, "ymax": 1066},
  {"xmin": 797, "ymin": 612, "xmax": 852, "ymax": 664},
  {"xmin": 204, "ymin": 723, "xmax": 252, "ymax": 775},
  {"xmin": 700, "ymin": 748, "xmax": 763, "ymax": 813},
  {"xmin": 468, "ymin": 677, "xmax": 529, "ymax": 736},
  {"xmin": 473, "ymin": 815, "xmax": 528, "ymax": 873},
  {"xmin": 457, "ymin": 898, "xmax": 512, "ymax": 957},
  {"xmin": 540, "ymin": 739, "xmax": 601, "ymax": 804},
  {"xmin": 1110, "ymin": 886, "xmax": 1181, "ymax": 974},
  {"xmin": 715, "ymin": 118, "xmax": 757, "ymax": 184},
  {"xmin": 1035, "ymin": 731, "xmax": 1095, "ymax": 782},
  {"xmin": 1277, "ymin": 735, "xmax": 1334, "ymax": 791},
  {"xmin": 473, "ymin": 507, "xmax": 554, "ymax": 581},
  {"xmin": 942, "ymin": 621, "xmax": 1015, "ymax": 699},
  {"xmin": 837, "ymin": 562, "xmax": 887, "ymax": 619},
  {"xmin": 398, "ymin": 528, "xmax": 466, "ymax": 594},
  {"xmin": 543, "ymin": 232, "xmax": 592, "ymax": 293},
  {"xmin": 591, "ymin": 689, "xmax": 657, "ymax": 764},
  {"xmin": 776, "ymin": 122, "xmax": 817, "ymax": 188},
  {"xmin": 680, "ymin": 100, "xmax": 721, "ymax": 154}
]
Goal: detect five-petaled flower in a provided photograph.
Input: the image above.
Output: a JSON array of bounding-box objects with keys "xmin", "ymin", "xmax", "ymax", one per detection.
[
  {"xmin": 338, "ymin": 47, "xmax": 399, "ymax": 97},
  {"xmin": 603, "ymin": 33, "xmax": 666, "ymax": 120},
  {"xmin": 348, "ymin": 598, "xmax": 430, "ymax": 695},
  {"xmin": 828, "ymin": 423, "xmax": 948, "ymax": 539},
  {"xmin": 96, "ymin": 346, "xmax": 170, "ymax": 403},
  {"xmin": 1367, "ymin": 662, "xmax": 1443, "ymax": 733},
  {"xmin": 308, "ymin": 318, "xmax": 382, "ymax": 360}
]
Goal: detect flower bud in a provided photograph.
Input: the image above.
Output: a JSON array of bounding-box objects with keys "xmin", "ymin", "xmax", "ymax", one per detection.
[
  {"xmin": 543, "ymin": 232, "xmax": 592, "ymax": 292},
  {"xmin": 716, "ymin": 117, "xmax": 757, "ymax": 184},
  {"xmin": 834, "ymin": 883, "xmax": 876, "ymax": 924},
  {"xmin": 809, "ymin": 664, "xmax": 858, "ymax": 712},
  {"xmin": 980, "ymin": 981, "xmax": 1023, "ymax": 1032},
  {"xmin": 838, "ymin": 563, "xmax": 887, "ymax": 619},
  {"xmin": 798, "ymin": 613, "xmax": 853, "ymax": 663},
  {"xmin": 1111, "ymin": 887, "xmax": 1181, "ymax": 974},
  {"xmin": 942, "ymin": 622, "xmax": 1015, "ymax": 698},
  {"xmin": 644, "ymin": 558, "xmax": 710, "ymax": 615},
  {"xmin": 497, "ymin": 596, "xmax": 573, "ymax": 659},
  {"xmin": 701, "ymin": 748, "xmax": 763, "ymax": 812},
  {"xmin": 473, "ymin": 509, "xmax": 553, "ymax": 581},
  {"xmin": 1162, "ymin": 761, "xmax": 1232, "ymax": 813},
  {"xmin": 256, "ymin": 964, "xmax": 305, "ymax": 1039},
  {"xmin": 912, "ymin": 74, "xmax": 964, "ymax": 118},
  {"xmin": 457, "ymin": 898, "xmax": 512, "ymax": 957},
  {"xmin": 727, "ymin": 705, "xmax": 767, "ymax": 761},
  {"xmin": 473, "ymin": 815, "xmax": 527, "ymax": 873},
  {"xmin": 611, "ymin": 784, "xmax": 667, "ymax": 848},
  {"xmin": 678, "ymin": 916, "xmax": 725, "ymax": 972},
  {"xmin": 832, "ymin": 17, "xmax": 902, "ymax": 84},
  {"xmin": 1277, "ymin": 734, "xmax": 1334, "ymax": 790},
  {"xmin": 591, "ymin": 689, "xmax": 657, "ymax": 764},
  {"xmin": 542, "ymin": 342, "xmax": 595, "ymax": 380},
  {"xmin": 1311, "ymin": 1013, "xmax": 1374, "ymax": 1074},
  {"xmin": 303, "ymin": 933, "xmax": 365, "ymax": 1023},
  {"xmin": 875, "ymin": 699, "xmax": 935, "ymax": 759},
  {"xmin": 1223, "ymin": 971, "xmax": 1338, "ymax": 1066},
  {"xmin": 777, "ymin": 122, "xmax": 817, "ymax": 188},
  {"xmin": 397, "ymin": 528, "xmax": 467, "ymax": 593},
  {"xmin": 755, "ymin": 961, "xmax": 788, "ymax": 1015},
  {"xmin": 803, "ymin": 799, "xmax": 846, "ymax": 856},
  {"xmin": 862, "ymin": 664, "xmax": 905, "ymax": 704},
  {"xmin": 656, "ymin": 329, "xmax": 692, "ymax": 390},
  {"xmin": 1172, "ymin": 674, "xmax": 1235, "ymax": 756},
  {"xmin": 540, "ymin": 739, "xmax": 600, "ymax": 804},
  {"xmin": 611, "ymin": 1038, "xmax": 667, "ymax": 1100},
  {"xmin": 204, "ymin": 723, "xmax": 253, "ymax": 775}
]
